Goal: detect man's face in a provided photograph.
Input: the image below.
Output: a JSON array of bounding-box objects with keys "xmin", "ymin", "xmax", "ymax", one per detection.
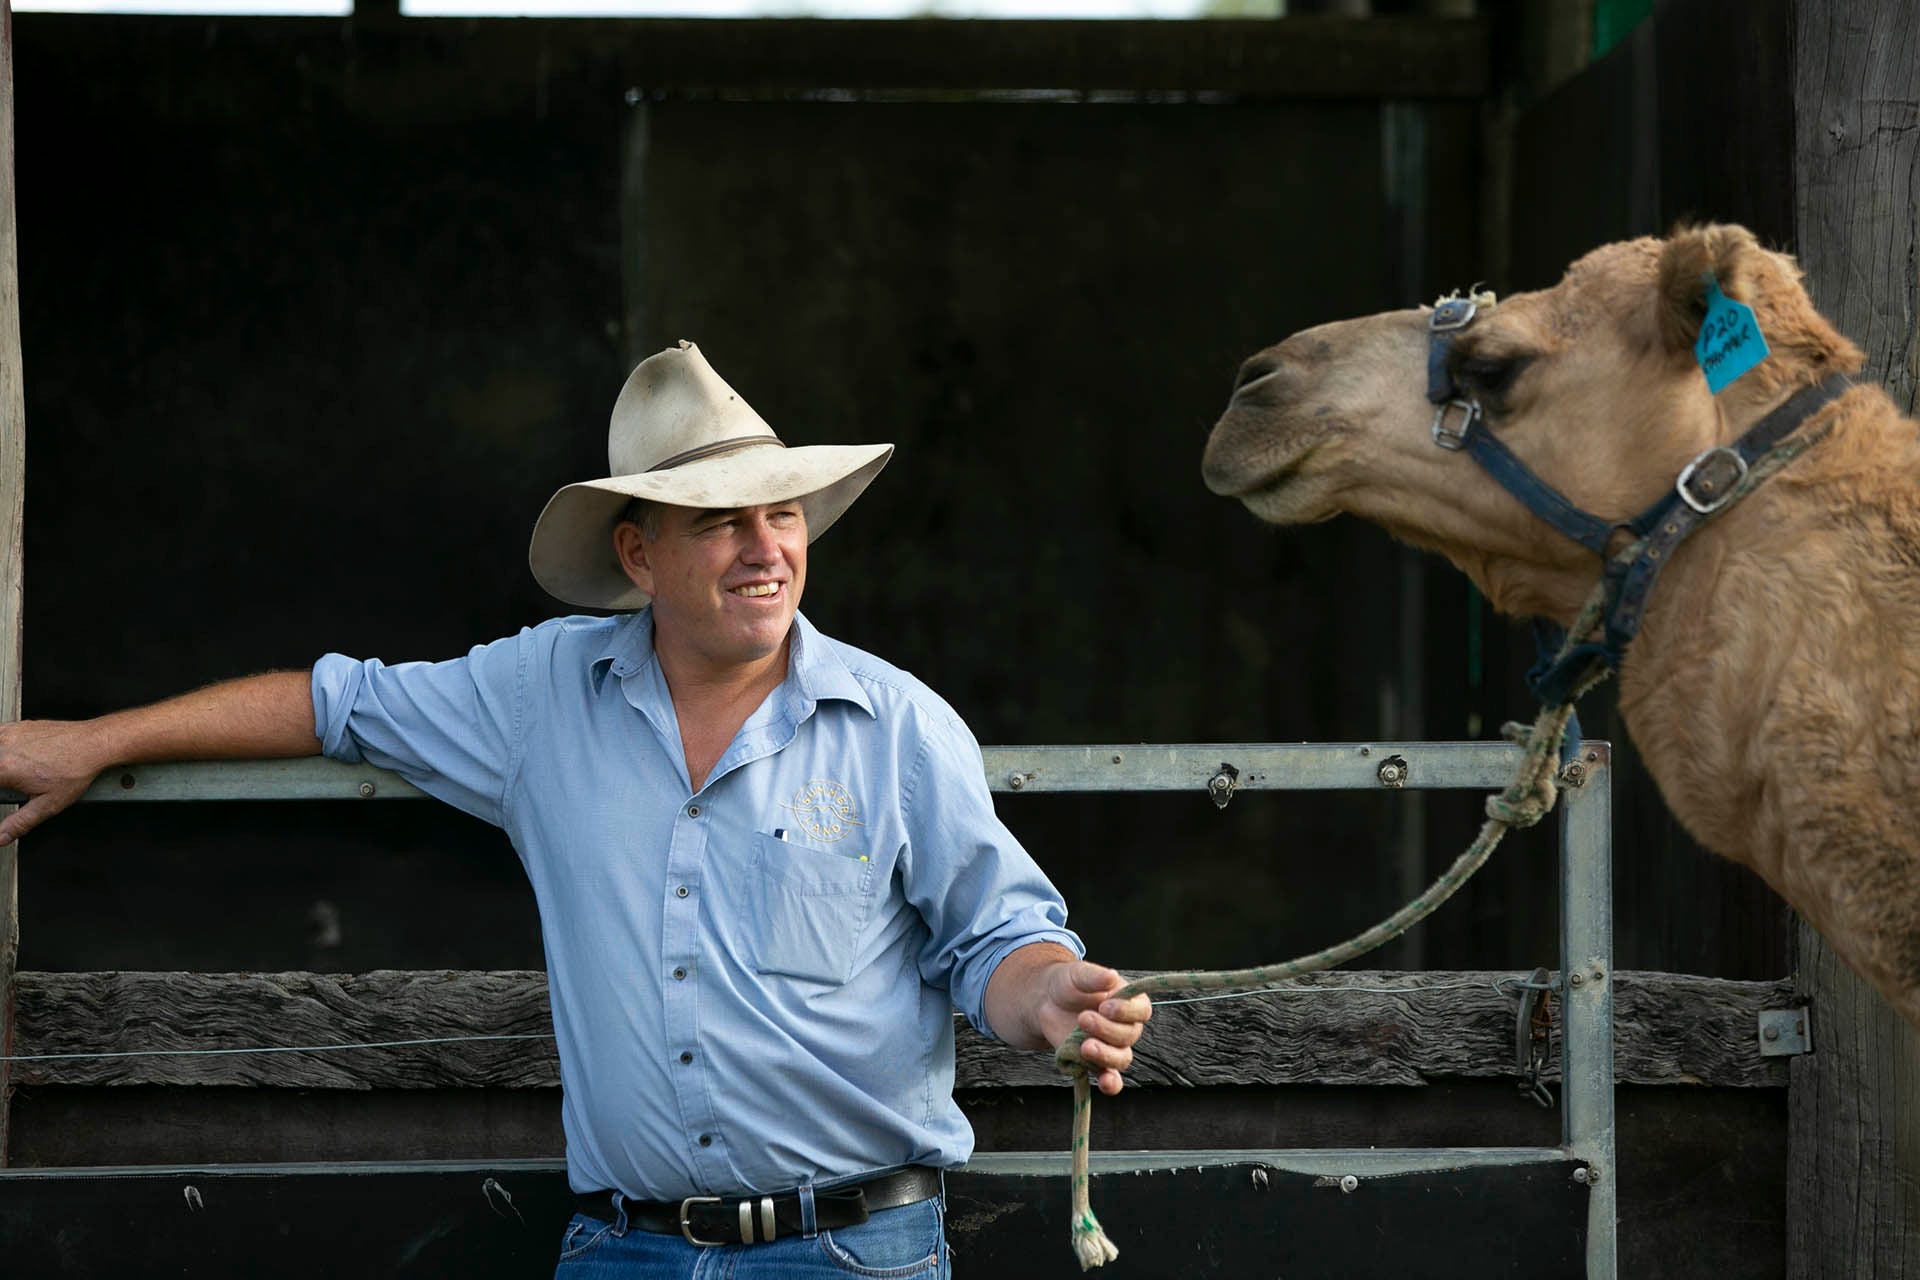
[{"xmin": 618, "ymin": 501, "xmax": 808, "ymax": 673}]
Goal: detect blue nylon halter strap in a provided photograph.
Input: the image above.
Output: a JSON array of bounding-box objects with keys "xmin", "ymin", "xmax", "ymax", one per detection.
[
  {"xmin": 1598, "ymin": 372, "xmax": 1854, "ymax": 658},
  {"xmin": 1428, "ymin": 296, "xmax": 1618, "ymax": 555},
  {"xmin": 1423, "ymin": 298, "xmax": 1854, "ymax": 711}
]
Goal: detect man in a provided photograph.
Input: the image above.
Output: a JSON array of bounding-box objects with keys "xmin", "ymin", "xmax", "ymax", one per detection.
[{"xmin": 0, "ymin": 341, "xmax": 1150, "ymax": 1278}]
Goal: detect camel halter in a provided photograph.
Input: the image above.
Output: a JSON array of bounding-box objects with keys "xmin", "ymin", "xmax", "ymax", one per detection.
[{"xmin": 1424, "ymin": 293, "xmax": 1854, "ymax": 703}]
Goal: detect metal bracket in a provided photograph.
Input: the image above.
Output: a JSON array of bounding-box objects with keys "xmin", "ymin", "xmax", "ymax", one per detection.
[
  {"xmin": 1206, "ymin": 763, "xmax": 1240, "ymax": 810},
  {"xmin": 1512, "ymin": 966, "xmax": 1556, "ymax": 1108},
  {"xmin": 1758, "ymin": 1007, "xmax": 1811, "ymax": 1057}
]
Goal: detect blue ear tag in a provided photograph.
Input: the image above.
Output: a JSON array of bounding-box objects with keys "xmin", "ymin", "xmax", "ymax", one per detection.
[{"xmin": 1694, "ymin": 274, "xmax": 1770, "ymax": 394}]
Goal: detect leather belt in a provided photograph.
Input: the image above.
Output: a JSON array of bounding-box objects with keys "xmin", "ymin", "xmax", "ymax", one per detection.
[{"xmin": 574, "ymin": 1165, "xmax": 942, "ymax": 1247}]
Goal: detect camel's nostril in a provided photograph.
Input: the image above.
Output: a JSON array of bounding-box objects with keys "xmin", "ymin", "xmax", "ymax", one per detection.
[{"xmin": 1232, "ymin": 356, "xmax": 1280, "ymax": 395}]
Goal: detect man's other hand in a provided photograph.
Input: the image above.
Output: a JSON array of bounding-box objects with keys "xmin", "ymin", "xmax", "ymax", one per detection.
[{"xmin": 0, "ymin": 719, "xmax": 109, "ymax": 846}]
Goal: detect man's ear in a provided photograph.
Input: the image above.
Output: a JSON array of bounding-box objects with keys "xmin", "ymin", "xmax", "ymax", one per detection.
[
  {"xmin": 613, "ymin": 521, "xmax": 654, "ymax": 595},
  {"xmin": 1657, "ymin": 222, "xmax": 1762, "ymax": 355}
]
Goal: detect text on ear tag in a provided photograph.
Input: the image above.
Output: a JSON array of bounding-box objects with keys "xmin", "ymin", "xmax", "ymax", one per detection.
[{"xmin": 1695, "ymin": 274, "xmax": 1771, "ymax": 394}]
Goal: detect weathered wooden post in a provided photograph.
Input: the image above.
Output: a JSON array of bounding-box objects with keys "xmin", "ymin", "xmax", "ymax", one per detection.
[
  {"xmin": 1787, "ymin": 0, "xmax": 1920, "ymax": 1273},
  {"xmin": 0, "ymin": 0, "xmax": 23, "ymax": 1168}
]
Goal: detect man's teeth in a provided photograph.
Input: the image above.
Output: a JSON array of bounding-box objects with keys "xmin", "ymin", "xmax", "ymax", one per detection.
[{"xmin": 731, "ymin": 583, "xmax": 779, "ymax": 598}]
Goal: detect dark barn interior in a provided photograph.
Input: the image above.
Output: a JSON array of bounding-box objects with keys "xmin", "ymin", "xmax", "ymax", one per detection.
[{"xmin": 1, "ymin": 0, "xmax": 1916, "ymax": 1275}]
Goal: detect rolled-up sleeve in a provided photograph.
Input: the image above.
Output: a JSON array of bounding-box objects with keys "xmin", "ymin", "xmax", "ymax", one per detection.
[
  {"xmin": 311, "ymin": 631, "xmax": 529, "ymax": 829},
  {"xmin": 900, "ymin": 710, "xmax": 1082, "ymax": 1038}
]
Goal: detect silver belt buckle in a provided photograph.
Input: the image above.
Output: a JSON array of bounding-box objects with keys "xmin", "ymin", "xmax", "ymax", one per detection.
[
  {"xmin": 681, "ymin": 1194, "xmax": 778, "ymax": 1246},
  {"xmin": 679, "ymin": 1196, "xmax": 724, "ymax": 1247}
]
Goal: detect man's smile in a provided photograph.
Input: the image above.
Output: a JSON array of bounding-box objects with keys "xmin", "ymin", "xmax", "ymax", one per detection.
[{"xmin": 729, "ymin": 582, "xmax": 783, "ymax": 599}]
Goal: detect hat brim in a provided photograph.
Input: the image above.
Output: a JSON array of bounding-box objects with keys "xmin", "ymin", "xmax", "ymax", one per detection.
[{"xmin": 528, "ymin": 442, "xmax": 893, "ymax": 609}]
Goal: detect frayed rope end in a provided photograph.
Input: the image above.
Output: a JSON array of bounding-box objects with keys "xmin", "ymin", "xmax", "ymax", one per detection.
[{"xmin": 1072, "ymin": 1216, "xmax": 1120, "ymax": 1270}]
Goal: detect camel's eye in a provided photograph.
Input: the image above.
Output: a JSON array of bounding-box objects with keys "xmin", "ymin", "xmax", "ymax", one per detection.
[{"xmin": 1451, "ymin": 353, "xmax": 1528, "ymax": 402}]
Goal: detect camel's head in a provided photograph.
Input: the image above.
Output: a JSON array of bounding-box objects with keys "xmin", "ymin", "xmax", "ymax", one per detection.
[{"xmin": 1201, "ymin": 224, "xmax": 1864, "ymax": 622}]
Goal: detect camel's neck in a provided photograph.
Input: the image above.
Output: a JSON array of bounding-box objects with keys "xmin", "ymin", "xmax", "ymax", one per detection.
[{"xmin": 1613, "ymin": 390, "xmax": 1920, "ymax": 891}]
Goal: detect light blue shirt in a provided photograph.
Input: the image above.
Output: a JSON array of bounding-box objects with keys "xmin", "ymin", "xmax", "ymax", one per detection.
[{"xmin": 310, "ymin": 609, "xmax": 1080, "ymax": 1200}]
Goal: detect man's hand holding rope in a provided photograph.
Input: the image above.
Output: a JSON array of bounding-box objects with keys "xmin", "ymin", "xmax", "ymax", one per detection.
[{"xmin": 984, "ymin": 944, "xmax": 1154, "ymax": 1096}]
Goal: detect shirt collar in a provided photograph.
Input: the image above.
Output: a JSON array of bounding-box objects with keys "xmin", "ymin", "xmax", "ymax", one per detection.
[
  {"xmin": 787, "ymin": 611, "xmax": 875, "ymax": 718},
  {"xmin": 591, "ymin": 609, "xmax": 658, "ymax": 688},
  {"xmin": 589, "ymin": 608, "xmax": 874, "ymax": 718}
]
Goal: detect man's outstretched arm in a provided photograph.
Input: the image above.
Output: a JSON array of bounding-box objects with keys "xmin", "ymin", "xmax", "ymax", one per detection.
[{"xmin": 0, "ymin": 669, "xmax": 318, "ymax": 846}]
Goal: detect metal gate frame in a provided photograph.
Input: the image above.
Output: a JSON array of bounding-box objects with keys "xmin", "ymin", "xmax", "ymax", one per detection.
[{"xmin": 3, "ymin": 738, "xmax": 1615, "ymax": 1276}]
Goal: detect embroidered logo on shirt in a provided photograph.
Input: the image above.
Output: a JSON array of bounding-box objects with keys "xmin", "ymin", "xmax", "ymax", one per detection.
[{"xmin": 783, "ymin": 779, "xmax": 865, "ymax": 844}]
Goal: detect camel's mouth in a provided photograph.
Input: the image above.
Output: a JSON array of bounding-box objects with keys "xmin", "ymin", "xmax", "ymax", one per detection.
[
  {"xmin": 1202, "ymin": 395, "xmax": 1341, "ymax": 525},
  {"xmin": 1234, "ymin": 460, "xmax": 1342, "ymax": 527}
]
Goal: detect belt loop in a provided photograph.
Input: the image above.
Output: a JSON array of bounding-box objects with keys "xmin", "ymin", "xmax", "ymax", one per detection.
[
  {"xmin": 609, "ymin": 1190, "xmax": 629, "ymax": 1238},
  {"xmin": 799, "ymin": 1183, "xmax": 818, "ymax": 1239}
]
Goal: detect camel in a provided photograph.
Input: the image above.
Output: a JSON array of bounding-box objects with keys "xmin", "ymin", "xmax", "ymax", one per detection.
[{"xmin": 1201, "ymin": 223, "xmax": 1920, "ymax": 1030}]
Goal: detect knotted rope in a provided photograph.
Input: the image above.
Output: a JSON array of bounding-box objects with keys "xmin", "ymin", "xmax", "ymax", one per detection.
[{"xmin": 1051, "ymin": 583, "xmax": 1618, "ymax": 1270}]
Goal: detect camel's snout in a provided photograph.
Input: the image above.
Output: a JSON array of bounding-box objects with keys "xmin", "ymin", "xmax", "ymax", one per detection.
[
  {"xmin": 1199, "ymin": 419, "xmax": 1252, "ymax": 496},
  {"xmin": 1204, "ymin": 314, "xmax": 1422, "ymax": 519},
  {"xmin": 1203, "ymin": 372, "xmax": 1313, "ymax": 499}
]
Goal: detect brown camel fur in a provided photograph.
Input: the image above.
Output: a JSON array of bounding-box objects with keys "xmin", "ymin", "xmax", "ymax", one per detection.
[{"xmin": 1202, "ymin": 224, "xmax": 1920, "ymax": 1030}]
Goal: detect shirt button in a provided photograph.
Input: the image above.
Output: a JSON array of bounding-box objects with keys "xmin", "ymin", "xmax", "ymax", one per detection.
[
  {"xmin": 679, "ymin": 1051, "xmax": 693, "ymax": 1064},
  {"xmin": 698, "ymin": 1134, "xmax": 714, "ymax": 1148},
  {"xmin": 687, "ymin": 804, "xmax": 700, "ymax": 817},
  {"xmin": 672, "ymin": 967, "xmax": 687, "ymax": 981},
  {"xmin": 676, "ymin": 885, "xmax": 690, "ymax": 898}
]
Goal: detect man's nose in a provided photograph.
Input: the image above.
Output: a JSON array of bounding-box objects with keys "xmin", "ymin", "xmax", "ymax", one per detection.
[{"xmin": 738, "ymin": 514, "xmax": 782, "ymax": 561}]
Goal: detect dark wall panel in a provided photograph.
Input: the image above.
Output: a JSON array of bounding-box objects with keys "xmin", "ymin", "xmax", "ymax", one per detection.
[
  {"xmin": 7, "ymin": 1083, "xmax": 1784, "ymax": 1280},
  {"xmin": 13, "ymin": 19, "xmax": 1520, "ymax": 979},
  {"xmin": 17, "ymin": 19, "xmax": 629, "ymax": 974}
]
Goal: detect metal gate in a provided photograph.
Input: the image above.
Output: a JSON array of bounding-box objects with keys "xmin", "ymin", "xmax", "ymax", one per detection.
[{"xmin": 1, "ymin": 739, "xmax": 1614, "ymax": 1276}]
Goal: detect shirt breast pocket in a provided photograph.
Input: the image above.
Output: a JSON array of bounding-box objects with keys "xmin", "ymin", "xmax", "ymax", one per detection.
[{"xmin": 747, "ymin": 831, "xmax": 878, "ymax": 986}]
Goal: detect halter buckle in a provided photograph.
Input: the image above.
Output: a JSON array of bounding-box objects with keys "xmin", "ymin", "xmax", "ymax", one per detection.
[
  {"xmin": 1431, "ymin": 398, "xmax": 1480, "ymax": 450},
  {"xmin": 1676, "ymin": 445, "xmax": 1748, "ymax": 514},
  {"xmin": 1429, "ymin": 297, "xmax": 1478, "ymax": 331}
]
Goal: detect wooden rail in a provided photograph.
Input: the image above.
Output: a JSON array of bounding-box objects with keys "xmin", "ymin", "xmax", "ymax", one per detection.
[{"xmin": 12, "ymin": 968, "xmax": 1792, "ymax": 1091}]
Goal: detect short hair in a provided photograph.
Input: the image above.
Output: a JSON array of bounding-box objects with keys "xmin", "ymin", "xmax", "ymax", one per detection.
[{"xmin": 619, "ymin": 497, "xmax": 662, "ymax": 540}]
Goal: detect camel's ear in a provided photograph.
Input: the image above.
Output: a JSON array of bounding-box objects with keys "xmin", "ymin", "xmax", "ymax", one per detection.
[{"xmin": 1656, "ymin": 223, "xmax": 1764, "ymax": 355}]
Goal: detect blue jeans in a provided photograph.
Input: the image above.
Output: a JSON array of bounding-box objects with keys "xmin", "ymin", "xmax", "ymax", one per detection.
[{"xmin": 553, "ymin": 1195, "xmax": 950, "ymax": 1279}]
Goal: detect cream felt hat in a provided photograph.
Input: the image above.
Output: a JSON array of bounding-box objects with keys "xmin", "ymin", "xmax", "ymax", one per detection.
[{"xmin": 529, "ymin": 341, "xmax": 893, "ymax": 609}]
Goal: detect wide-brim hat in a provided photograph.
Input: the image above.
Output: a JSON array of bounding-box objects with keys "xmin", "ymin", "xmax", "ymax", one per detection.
[{"xmin": 529, "ymin": 340, "xmax": 893, "ymax": 610}]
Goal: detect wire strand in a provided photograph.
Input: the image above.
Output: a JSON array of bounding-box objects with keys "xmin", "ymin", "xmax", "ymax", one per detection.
[
  {"xmin": 0, "ymin": 1032, "xmax": 555, "ymax": 1065},
  {"xmin": 1156, "ymin": 979, "xmax": 1510, "ymax": 1006}
]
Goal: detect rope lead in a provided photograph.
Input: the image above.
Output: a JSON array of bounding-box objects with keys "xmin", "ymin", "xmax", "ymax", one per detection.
[{"xmin": 1052, "ymin": 582, "xmax": 1618, "ymax": 1269}]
